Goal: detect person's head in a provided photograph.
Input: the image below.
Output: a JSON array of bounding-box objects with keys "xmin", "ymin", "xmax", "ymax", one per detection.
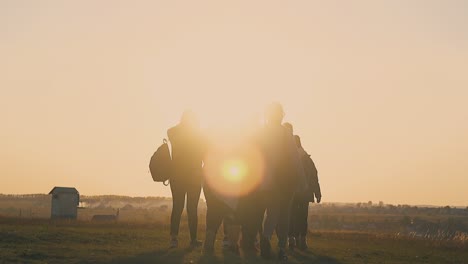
[
  {"xmin": 180, "ymin": 110, "xmax": 199, "ymax": 128},
  {"xmin": 265, "ymin": 102, "xmax": 284, "ymax": 125},
  {"xmin": 283, "ymin": 122, "xmax": 293, "ymax": 134},
  {"xmin": 294, "ymin": 135, "xmax": 302, "ymax": 148}
]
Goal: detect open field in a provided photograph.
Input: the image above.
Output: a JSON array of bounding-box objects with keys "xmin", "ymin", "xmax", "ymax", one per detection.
[
  {"xmin": 1, "ymin": 217, "xmax": 467, "ymax": 264},
  {"xmin": 1, "ymin": 195, "xmax": 467, "ymax": 263}
]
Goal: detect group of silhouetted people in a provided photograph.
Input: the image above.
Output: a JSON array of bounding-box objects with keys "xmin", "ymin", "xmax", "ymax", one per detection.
[{"xmin": 166, "ymin": 102, "xmax": 321, "ymax": 261}]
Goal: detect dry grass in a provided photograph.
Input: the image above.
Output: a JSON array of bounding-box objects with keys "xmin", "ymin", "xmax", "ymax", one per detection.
[{"xmin": 1, "ymin": 216, "xmax": 467, "ymax": 264}]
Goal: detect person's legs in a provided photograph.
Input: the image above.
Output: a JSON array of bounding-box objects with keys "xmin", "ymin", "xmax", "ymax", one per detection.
[
  {"xmin": 297, "ymin": 200, "xmax": 309, "ymax": 250},
  {"xmin": 203, "ymin": 186, "xmax": 226, "ymax": 252},
  {"xmin": 276, "ymin": 189, "xmax": 294, "ymax": 261},
  {"xmin": 239, "ymin": 191, "xmax": 265, "ymax": 251},
  {"xmin": 260, "ymin": 191, "xmax": 279, "ymax": 259},
  {"xmin": 222, "ymin": 217, "xmax": 231, "ymax": 247},
  {"xmin": 276, "ymin": 191, "xmax": 294, "ymax": 248},
  {"xmin": 170, "ymin": 182, "xmax": 187, "ymax": 247},
  {"xmin": 186, "ymin": 184, "xmax": 202, "ymax": 244},
  {"xmin": 298, "ymin": 200, "xmax": 309, "ymax": 237},
  {"xmin": 204, "ymin": 187, "xmax": 225, "ymax": 234},
  {"xmin": 223, "ymin": 219, "xmax": 229, "ymax": 236},
  {"xmin": 289, "ymin": 201, "xmax": 295, "ymax": 237},
  {"xmin": 226, "ymin": 223, "xmax": 241, "ymax": 255},
  {"xmin": 288, "ymin": 197, "xmax": 300, "ymax": 249},
  {"xmin": 262, "ymin": 191, "xmax": 280, "ymax": 240}
]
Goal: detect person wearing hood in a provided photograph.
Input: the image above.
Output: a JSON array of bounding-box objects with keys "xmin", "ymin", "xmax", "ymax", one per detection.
[{"xmin": 284, "ymin": 126, "xmax": 322, "ymax": 251}]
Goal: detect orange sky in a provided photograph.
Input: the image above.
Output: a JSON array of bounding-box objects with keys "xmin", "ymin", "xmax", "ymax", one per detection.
[{"xmin": 1, "ymin": 1, "xmax": 467, "ymax": 206}]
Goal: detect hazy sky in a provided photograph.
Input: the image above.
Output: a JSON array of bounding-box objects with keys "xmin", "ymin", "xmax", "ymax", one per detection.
[{"xmin": 1, "ymin": 0, "xmax": 467, "ymax": 206}]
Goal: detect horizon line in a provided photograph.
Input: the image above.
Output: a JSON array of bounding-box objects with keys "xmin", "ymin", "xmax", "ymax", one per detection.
[{"xmin": 1, "ymin": 192, "xmax": 466, "ymax": 208}]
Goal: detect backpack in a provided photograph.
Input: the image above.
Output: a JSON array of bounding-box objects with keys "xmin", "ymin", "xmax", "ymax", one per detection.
[{"xmin": 149, "ymin": 139, "xmax": 172, "ymax": 186}]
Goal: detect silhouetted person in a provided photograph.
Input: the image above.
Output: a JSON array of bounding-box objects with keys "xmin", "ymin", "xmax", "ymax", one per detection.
[
  {"xmin": 167, "ymin": 110, "xmax": 205, "ymax": 248},
  {"xmin": 203, "ymin": 132, "xmax": 254, "ymax": 254},
  {"xmin": 204, "ymin": 122, "xmax": 261, "ymax": 254},
  {"xmin": 258, "ymin": 103, "xmax": 305, "ymax": 261},
  {"xmin": 227, "ymin": 116, "xmax": 264, "ymax": 254},
  {"xmin": 284, "ymin": 125, "xmax": 322, "ymax": 251}
]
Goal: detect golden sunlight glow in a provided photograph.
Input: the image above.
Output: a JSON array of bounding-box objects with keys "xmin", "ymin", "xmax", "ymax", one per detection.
[
  {"xmin": 2, "ymin": 1, "xmax": 468, "ymax": 205},
  {"xmin": 203, "ymin": 142, "xmax": 265, "ymax": 198},
  {"xmin": 193, "ymin": 98, "xmax": 265, "ymax": 131},
  {"xmin": 222, "ymin": 160, "xmax": 246, "ymax": 183}
]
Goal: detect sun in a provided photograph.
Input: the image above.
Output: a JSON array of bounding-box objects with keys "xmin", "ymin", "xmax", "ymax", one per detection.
[
  {"xmin": 229, "ymin": 167, "xmax": 240, "ymax": 177},
  {"xmin": 223, "ymin": 160, "xmax": 246, "ymax": 183},
  {"xmin": 203, "ymin": 143, "xmax": 265, "ymax": 197}
]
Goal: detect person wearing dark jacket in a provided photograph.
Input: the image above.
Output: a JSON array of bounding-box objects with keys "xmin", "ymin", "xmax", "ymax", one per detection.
[
  {"xmin": 288, "ymin": 133, "xmax": 322, "ymax": 251},
  {"xmin": 167, "ymin": 110, "xmax": 206, "ymax": 248},
  {"xmin": 258, "ymin": 103, "xmax": 305, "ymax": 261}
]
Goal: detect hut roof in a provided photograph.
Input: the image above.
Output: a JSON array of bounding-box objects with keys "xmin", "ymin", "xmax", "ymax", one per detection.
[{"xmin": 49, "ymin": 187, "xmax": 79, "ymax": 195}]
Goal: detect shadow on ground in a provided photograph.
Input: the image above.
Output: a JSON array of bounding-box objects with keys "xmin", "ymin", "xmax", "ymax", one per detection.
[{"xmin": 101, "ymin": 247, "xmax": 343, "ymax": 264}]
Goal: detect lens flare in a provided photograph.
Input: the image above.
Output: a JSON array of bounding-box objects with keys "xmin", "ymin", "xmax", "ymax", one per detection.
[
  {"xmin": 228, "ymin": 166, "xmax": 240, "ymax": 177},
  {"xmin": 203, "ymin": 142, "xmax": 265, "ymax": 198},
  {"xmin": 222, "ymin": 159, "xmax": 246, "ymax": 183}
]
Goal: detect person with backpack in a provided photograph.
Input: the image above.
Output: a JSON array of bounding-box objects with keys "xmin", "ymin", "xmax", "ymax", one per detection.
[
  {"xmin": 258, "ymin": 103, "xmax": 306, "ymax": 261},
  {"xmin": 284, "ymin": 125, "xmax": 322, "ymax": 251},
  {"xmin": 167, "ymin": 110, "xmax": 206, "ymax": 248}
]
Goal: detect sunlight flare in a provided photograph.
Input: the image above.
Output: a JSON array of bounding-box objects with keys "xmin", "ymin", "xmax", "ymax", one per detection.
[
  {"xmin": 222, "ymin": 159, "xmax": 246, "ymax": 183},
  {"xmin": 203, "ymin": 143, "xmax": 265, "ymax": 197}
]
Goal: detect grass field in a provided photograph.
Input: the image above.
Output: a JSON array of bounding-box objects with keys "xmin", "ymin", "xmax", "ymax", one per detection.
[{"xmin": 1, "ymin": 217, "xmax": 467, "ymax": 264}]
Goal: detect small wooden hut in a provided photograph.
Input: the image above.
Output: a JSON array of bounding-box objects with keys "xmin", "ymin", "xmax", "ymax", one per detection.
[{"xmin": 49, "ymin": 187, "xmax": 79, "ymax": 219}]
